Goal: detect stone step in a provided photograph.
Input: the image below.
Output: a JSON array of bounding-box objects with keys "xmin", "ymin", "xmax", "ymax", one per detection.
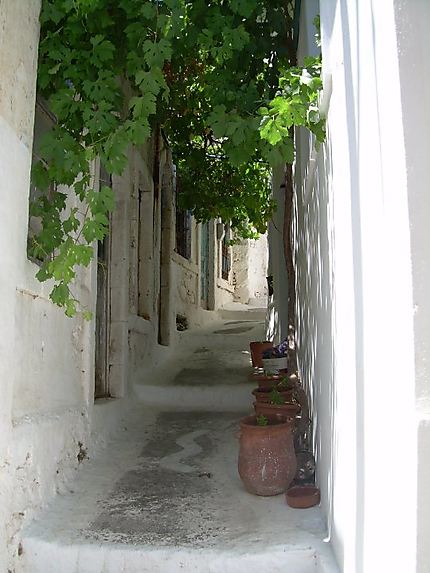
[
  {"xmin": 22, "ymin": 538, "xmax": 326, "ymax": 573},
  {"xmin": 20, "ymin": 409, "xmax": 338, "ymax": 573}
]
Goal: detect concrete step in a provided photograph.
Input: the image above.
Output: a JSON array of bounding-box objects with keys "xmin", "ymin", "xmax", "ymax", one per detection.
[
  {"xmin": 20, "ymin": 311, "xmax": 338, "ymax": 573},
  {"xmin": 20, "ymin": 409, "xmax": 338, "ymax": 573},
  {"xmin": 132, "ymin": 315, "xmax": 264, "ymax": 410},
  {"xmin": 218, "ymin": 306, "xmax": 267, "ymax": 321}
]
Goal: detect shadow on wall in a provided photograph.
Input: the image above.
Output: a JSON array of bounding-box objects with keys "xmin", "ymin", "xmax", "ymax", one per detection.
[{"xmin": 294, "ymin": 133, "xmax": 336, "ymax": 537}]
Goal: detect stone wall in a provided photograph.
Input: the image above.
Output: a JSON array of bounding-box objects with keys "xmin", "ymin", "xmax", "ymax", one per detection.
[{"xmin": 0, "ymin": 2, "xmax": 99, "ymax": 569}]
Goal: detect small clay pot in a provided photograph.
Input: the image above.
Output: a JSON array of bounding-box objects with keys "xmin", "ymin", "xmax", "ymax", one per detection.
[
  {"xmin": 278, "ymin": 373, "xmax": 298, "ymax": 389},
  {"xmin": 254, "ymin": 401, "xmax": 301, "ymax": 421},
  {"xmin": 252, "ymin": 387, "xmax": 295, "ymax": 404},
  {"xmin": 255, "ymin": 374, "xmax": 283, "ymax": 389},
  {"xmin": 249, "ymin": 341, "xmax": 273, "ymax": 368},
  {"xmin": 238, "ymin": 415, "xmax": 297, "ymax": 496},
  {"xmin": 286, "ymin": 486, "xmax": 320, "ymax": 508}
]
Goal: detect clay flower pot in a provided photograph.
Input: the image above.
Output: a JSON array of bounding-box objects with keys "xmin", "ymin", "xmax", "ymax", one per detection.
[
  {"xmin": 249, "ymin": 341, "xmax": 273, "ymax": 368},
  {"xmin": 286, "ymin": 485, "xmax": 320, "ymax": 508},
  {"xmin": 254, "ymin": 401, "xmax": 301, "ymax": 422},
  {"xmin": 255, "ymin": 374, "xmax": 283, "ymax": 389},
  {"xmin": 252, "ymin": 387, "xmax": 295, "ymax": 404},
  {"xmin": 238, "ymin": 415, "xmax": 297, "ymax": 496}
]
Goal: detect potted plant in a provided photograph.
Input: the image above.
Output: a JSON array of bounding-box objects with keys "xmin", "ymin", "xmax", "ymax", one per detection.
[
  {"xmin": 253, "ymin": 388, "xmax": 300, "ymax": 421},
  {"xmin": 238, "ymin": 414, "xmax": 297, "ymax": 496},
  {"xmin": 249, "ymin": 341, "xmax": 273, "ymax": 368},
  {"xmin": 252, "ymin": 385, "xmax": 295, "ymax": 404},
  {"xmin": 251, "ymin": 372, "xmax": 283, "ymax": 388}
]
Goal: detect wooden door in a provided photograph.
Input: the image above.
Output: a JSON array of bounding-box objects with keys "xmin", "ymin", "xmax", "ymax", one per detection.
[
  {"xmin": 94, "ymin": 167, "xmax": 112, "ymax": 399},
  {"xmin": 200, "ymin": 221, "xmax": 210, "ymax": 308}
]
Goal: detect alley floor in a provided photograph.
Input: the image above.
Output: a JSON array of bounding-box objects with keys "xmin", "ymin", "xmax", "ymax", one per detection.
[{"xmin": 19, "ymin": 305, "xmax": 338, "ymax": 573}]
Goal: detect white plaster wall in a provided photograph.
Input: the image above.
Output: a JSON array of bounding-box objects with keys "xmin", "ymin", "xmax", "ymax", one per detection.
[
  {"xmin": 248, "ymin": 234, "xmax": 268, "ymax": 301},
  {"xmin": 267, "ymin": 165, "xmax": 289, "ymax": 344},
  {"xmin": 392, "ymin": 3, "xmax": 430, "ymax": 570},
  {"xmin": 171, "ymin": 225, "xmax": 235, "ymax": 329},
  {"xmin": 173, "ymin": 253, "xmax": 199, "ymax": 314},
  {"xmin": 0, "ymin": 3, "xmax": 120, "ymax": 569},
  {"xmin": 215, "ymin": 278, "xmax": 235, "ymax": 308},
  {"xmin": 232, "ymin": 241, "xmax": 250, "ymax": 303},
  {"xmin": 233, "ymin": 235, "xmax": 268, "ymax": 304},
  {"xmin": 294, "ymin": 1, "xmax": 420, "ymax": 571},
  {"xmin": 0, "ymin": 2, "xmax": 42, "ymax": 554}
]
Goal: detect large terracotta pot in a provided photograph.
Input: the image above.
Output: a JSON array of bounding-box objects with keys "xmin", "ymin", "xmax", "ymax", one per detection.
[
  {"xmin": 254, "ymin": 401, "xmax": 301, "ymax": 422},
  {"xmin": 238, "ymin": 415, "xmax": 297, "ymax": 496},
  {"xmin": 249, "ymin": 341, "xmax": 273, "ymax": 368},
  {"xmin": 252, "ymin": 387, "xmax": 295, "ymax": 403}
]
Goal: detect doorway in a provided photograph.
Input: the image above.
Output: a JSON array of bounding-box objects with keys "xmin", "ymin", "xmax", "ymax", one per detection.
[
  {"xmin": 200, "ymin": 221, "xmax": 210, "ymax": 308},
  {"xmin": 94, "ymin": 165, "xmax": 112, "ymax": 399}
]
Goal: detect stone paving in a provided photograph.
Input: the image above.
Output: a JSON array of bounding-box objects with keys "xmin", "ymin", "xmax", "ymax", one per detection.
[{"xmin": 19, "ymin": 306, "xmax": 338, "ymax": 573}]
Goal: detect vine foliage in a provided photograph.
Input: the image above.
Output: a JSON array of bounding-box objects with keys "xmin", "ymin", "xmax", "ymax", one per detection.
[{"xmin": 31, "ymin": 0, "xmax": 324, "ymax": 316}]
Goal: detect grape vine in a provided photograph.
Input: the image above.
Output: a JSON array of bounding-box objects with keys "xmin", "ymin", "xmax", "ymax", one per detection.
[{"xmin": 31, "ymin": 0, "xmax": 324, "ymax": 316}]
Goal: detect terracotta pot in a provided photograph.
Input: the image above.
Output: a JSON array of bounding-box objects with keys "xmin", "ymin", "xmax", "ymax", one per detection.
[
  {"xmin": 249, "ymin": 341, "xmax": 273, "ymax": 368},
  {"xmin": 286, "ymin": 485, "xmax": 320, "ymax": 508},
  {"xmin": 254, "ymin": 401, "xmax": 301, "ymax": 421},
  {"xmin": 238, "ymin": 415, "xmax": 297, "ymax": 496},
  {"xmin": 255, "ymin": 374, "xmax": 283, "ymax": 389},
  {"xmin": 252, "ymin": 387, "xmax": 295, "ymax": 403}
]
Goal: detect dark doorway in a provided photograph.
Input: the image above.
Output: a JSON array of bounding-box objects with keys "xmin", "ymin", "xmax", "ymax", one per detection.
[
  {"xmin": 200, "ymin": 222, "xmax": 210, "ymax": 308},
  {"xmin": 94, "ymin": 165, "xmax": 112, "ymax": 399}
]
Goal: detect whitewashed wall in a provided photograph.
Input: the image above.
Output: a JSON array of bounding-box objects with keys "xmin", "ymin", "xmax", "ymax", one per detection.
[
  {"xmin": 171, "ymin": 220, "xmax": 236, "ymax": 329},
  {"xmin": 233, "ymin": 236, "xmax": 268, "ymax": 304},
  {"xmin": 0, "ymin": 1, "xmax": 102, "ymax": 569},
  {"xmin": 295, "ymin": 0, "xmax": 427, "ymax": 571},
  {"xmin": 394, "ymin": 3, "xmax": 430, "ymax": 571},
  {"xmin": 267, "ymin": 166, "xmax": 289, "ymax": 344}
]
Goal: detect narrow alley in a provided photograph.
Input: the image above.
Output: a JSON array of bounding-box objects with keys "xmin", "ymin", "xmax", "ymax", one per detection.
[
  {"xmin": 19, "ymin": 304, "xmax": 336, "ymax": 573},
  {"xmin": 2, "ymin": 2, "xmax": 430, "ymax": 572}
]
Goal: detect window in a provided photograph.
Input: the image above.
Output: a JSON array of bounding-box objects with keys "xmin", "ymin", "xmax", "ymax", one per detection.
[
  {"xmin": 27, "ymin": 98, "xmax": 56, "ymax": 263},
  {"xmin": 175, "ymin": 208, "xmax": 192, "ymax": 259},
  {"xmin": 174, "ymin": 172, "xmax": 192, "ymax": 260},
  {"xmin": 221, "ymin": 233, "xmax": 231, "ymax": 280}
]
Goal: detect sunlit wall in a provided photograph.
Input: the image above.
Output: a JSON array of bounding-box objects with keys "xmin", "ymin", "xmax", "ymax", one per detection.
[{"xmin": 294, "ymin": 1, "xmax": 424, "ymax": 571}]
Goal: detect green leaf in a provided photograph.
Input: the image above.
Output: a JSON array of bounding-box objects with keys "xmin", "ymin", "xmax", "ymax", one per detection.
[
  {"xmin": 259, "ymin": 117, "xmax": 283, "ymax": 146},
  {"xmin": 129, "ymin": 93, "xmax": 157, "ymax": 118},
  {"xmin": 50, "ymin": 282, "xmax": 70, "ymax": 306},
  {"xmin": 82, "ymin": 310, "xmax": 93, "ymax": 321},
  {"xmin": 230, "ymin": 0, "xmax": 257, "ymax": 18},
  {"xmin": 140, "ymin": 3, "xmax": 157, "ymax": 20},
  {"xmin": 143, "ymin": 39, "xmax": 172, "ymax": 68},
  {"xmin": 135, "ymin": 67, "xmax": 167, "ymax": 97}
]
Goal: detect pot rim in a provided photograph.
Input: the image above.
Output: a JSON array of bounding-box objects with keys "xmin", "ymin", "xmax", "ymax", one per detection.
[
  {"xmin": 252, "ymin": 387, "xmax": 294, "ymax": 395},
  {"xmin": 240, "ymin": 414, "xmax": 293, "ymax": 429},
  {"xmin": 253, "ymin": 401, "xmax": 301, "ymax": 413}
]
